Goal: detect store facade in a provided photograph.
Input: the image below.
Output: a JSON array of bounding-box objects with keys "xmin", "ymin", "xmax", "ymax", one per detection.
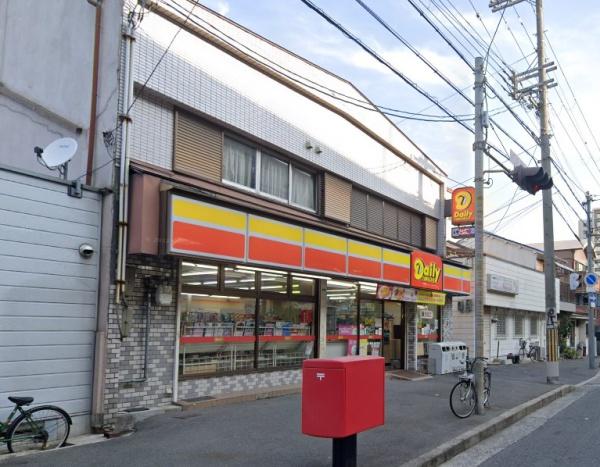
[
  {"xmin": 99, "ymin": 2, "xmax": 471, "ymax": 424},
  {"xmin": 124, "ymin": 187, "xmax": 471, "ymax": 403}
]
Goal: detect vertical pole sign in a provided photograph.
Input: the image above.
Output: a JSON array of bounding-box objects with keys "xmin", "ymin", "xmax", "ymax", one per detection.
[{"xmin": 451, "ymin": 187, "xmax": 475, "ymax": 226}]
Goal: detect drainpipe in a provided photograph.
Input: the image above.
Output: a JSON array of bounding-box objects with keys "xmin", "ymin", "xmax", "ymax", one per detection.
[
  {"xmin": 85, "ymin": 2, "xmax": 102, "ymax": 185},
  {"xmin": 115, "ymin": 23, "xmax": 135, "ymax": 307}
]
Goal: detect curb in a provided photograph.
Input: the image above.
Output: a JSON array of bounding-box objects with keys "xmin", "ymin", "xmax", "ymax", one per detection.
[{"xmin": 401, "ymin": 384, "xmax": 575, "ymax": 467}]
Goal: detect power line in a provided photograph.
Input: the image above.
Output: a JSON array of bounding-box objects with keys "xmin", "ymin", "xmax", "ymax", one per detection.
[
  {"xmin": 407, "ymin": 0, "xmax": 540, "ymax": 147},
  {"xmin": 299, "ymin": 0, "xmax": 515, "ymax": 173},
  {"xmin": 165, "ymin": 0, "xmax": 485, "ymax": 124},
  {"xmin": 545, "ymin": 32, "xmax": 600, "ymax": 157},
  {"xmin": 553, "ymin": 199, "xmax": 582, "ymax": 243}
]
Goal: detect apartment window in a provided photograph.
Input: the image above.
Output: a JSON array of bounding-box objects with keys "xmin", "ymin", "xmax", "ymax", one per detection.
[
  {"xmin": 291, "ymin": 167, "xmax": 315, "ymax": 210},
  {"xmin": 223, "ymin": 137, "xmax": 256, "ymax": 188},
  {"xmin": 530, "ymin": 317, "xmax": 538, "ymax": 336},
  {"xmin": 260, "ymin": 153, "xmax": 289, "ymax": 200},
  {"xmin": 223, "ymin": 136, "xmax": 316, "ymax": 211},
  {"xmin": 495, "ymin": 313, "xmax": 506, "ymax": 337},
  {"xmin": 514, "ymin": 314, "xmax": 523, "ymax": 336}
]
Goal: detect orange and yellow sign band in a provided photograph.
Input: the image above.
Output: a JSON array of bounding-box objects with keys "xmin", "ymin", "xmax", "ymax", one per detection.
[{"xmin": 168, "ymin": 195, "xmax": 469, "ymax": 293}]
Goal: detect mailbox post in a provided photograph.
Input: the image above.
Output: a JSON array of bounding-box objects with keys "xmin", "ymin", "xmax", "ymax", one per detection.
[{"xmin": 302, "ymin": 356, "xmax": 385, "ymax": 466}]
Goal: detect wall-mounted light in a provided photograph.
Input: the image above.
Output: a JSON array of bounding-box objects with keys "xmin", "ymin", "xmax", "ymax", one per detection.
[
  {"xmin": 305, "ymin": 141, "xmax": 314, "ymax": 150},
  {"xmin": 314, "ymin": 146, "xmax": 322, "ymax": 154}
]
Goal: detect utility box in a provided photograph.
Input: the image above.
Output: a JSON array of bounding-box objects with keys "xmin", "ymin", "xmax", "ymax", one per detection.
[
  {"xmin": 302, "ymin": 356, "xmax": 385, "ymax": 438},
  {"xmin": 428, "ymin": 342, "xmax": 468, "ymax": 375}
]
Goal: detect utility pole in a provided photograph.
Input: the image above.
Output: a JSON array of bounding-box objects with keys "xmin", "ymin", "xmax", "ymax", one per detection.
[
  {"xmin": 473, "ymin": 56, "xmax": 485, "ymax": 414},
  {"xmin": 584, "ymin": 193, "xmax": 596, "ymax": 369},
  {"xmin": 491, "ymin": 0, "xmax": 558, "ymax": 383},
  {"xmin": 535, "ymin": 0, "xmax": 559, "ymax": 384}
]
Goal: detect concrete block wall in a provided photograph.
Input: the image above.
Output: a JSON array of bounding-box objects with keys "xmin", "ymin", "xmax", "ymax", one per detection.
[{"xmin": 103, "ymin": 255, "xmax": 178, "ymax": 423}]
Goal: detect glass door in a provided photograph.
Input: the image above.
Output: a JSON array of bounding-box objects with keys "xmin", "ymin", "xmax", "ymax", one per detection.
[{"xmin": 383, "ymin": 301, "xmax": 404, "ymax": 369}]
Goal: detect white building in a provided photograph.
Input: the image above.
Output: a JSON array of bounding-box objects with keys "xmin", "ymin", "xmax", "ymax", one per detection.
[
  {"xmin": 448, "ymin": 233, "xmax": 559, "ymax": 361},
  {"xmin": 0, "ymin": 0, "xmax": 122, "ymax": 434}
]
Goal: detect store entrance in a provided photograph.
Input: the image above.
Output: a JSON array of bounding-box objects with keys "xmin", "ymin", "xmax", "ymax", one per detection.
[{"xmin": 383, "ymin": 301, "xmax": 405, "ymax": 369}]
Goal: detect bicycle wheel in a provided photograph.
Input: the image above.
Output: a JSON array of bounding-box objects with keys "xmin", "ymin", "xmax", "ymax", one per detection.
[
  {"xmin": 529, "ymin": 348, "xmax": 537, "ymax": 362},
  {"xmin": 483, "ymin": 371, "xmax": 491, "ymax": 406},
  {"xmin": 7, "ymin": 405, "xmax": 70, "ymax": 453},
  {"xmin": 450, "ymin": 381, "xmax": 476, "ymax": 418}
]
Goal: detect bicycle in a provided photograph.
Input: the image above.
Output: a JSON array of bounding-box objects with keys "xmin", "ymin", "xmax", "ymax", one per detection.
[
  {"xmin": 519, "ymin": 339, "xmax": 542, "ymax": 361},
  {"xmin": 0, "ymin": 396, "xmax": 71, "ymax": 453},
  {"xmin": 449, "ymin": 357, "xmax": 491, "ymax": 419}
]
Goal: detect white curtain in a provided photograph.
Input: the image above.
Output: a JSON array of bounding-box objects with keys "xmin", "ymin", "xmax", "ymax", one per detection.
[
  {"xmin": 260, "ymin": 153, "xmax": 289, "ymax": 200},
  {"xmin": 292, "ymin": 167, "xmax": 315, "ymax": 209},
  {"xmin": 224, "ymin": 138, "xmax": 256, "ymax": 188}
]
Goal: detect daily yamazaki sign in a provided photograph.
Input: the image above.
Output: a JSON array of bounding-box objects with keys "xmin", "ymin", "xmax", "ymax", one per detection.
[
  {"xmin": 451, "ymin": 187, "xmax": 475, "ymax": 226},
  {"xmin": 410, "ymin": 251, "xmax": 443, "ymax": 291}
]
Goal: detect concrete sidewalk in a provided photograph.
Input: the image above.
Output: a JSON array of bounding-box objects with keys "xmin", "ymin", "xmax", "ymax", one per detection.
[{"xmin": 1, "ymin": 359, "xmax": 597, "ymax": 467}]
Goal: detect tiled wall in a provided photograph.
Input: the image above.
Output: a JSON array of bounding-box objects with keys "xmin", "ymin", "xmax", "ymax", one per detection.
[
  {"xmin": 103, "ymin": 256, "xmax": 179, "ymax": 422},
  {"xmin": 129, "ymin": 32, "xmax": 440, "ymax": 218},
  {"xmin": 178, "ymin": 370, "xmax": 301, "ymax": 401}
]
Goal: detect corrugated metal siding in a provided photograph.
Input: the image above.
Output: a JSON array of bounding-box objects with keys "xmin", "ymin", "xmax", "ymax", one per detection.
[
  {"xmin": 173, "ymin": 110, "xmax": 223, "ymax": 182},
  {"xmin": 0, "ymin": 169, "xmax": 100, "ymax": 426},
  {"xmin": 350, "ymin": 188, "xmax": 367, "ymax": 230},
  {"xmin": 425, "ymin": 216, "xmax": 437, "ymax": 250},
  {"xmin": 323, "ymin": 173, "xmax": 351, "ymax": 223}
]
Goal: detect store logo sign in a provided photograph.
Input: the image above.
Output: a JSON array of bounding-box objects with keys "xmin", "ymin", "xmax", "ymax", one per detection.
[
  {"xmin": 451, "ymin": 187, "xmax": 475, "ymax": 225},
  {"xmin": 316, "ymin": 372, "xmax": 325, "ymax": 381},
  {"xmin": 411, "ymin": 251, "xmax": 443, "ymax": 291}
]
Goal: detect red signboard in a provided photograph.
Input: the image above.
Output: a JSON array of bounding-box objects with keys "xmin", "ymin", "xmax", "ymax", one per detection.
[{"xmin": 410, "ymin": 251, "xmax": 443, "ymax": 291}]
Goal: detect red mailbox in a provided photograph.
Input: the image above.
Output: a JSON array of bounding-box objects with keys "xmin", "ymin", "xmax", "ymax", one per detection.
[{"xmin": 302, "ymin": 356, "xmax": 385, "ymax": 438}]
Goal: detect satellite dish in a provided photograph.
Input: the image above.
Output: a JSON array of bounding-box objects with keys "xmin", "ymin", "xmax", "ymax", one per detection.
[{"xmin": 38, "ymin": 138, "xmax": 78, "ymax": 169}]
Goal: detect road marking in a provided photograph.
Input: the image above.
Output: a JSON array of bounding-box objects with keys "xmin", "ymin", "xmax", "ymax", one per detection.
[{"xmin": 441, "ymin": 384, "xmax": 599, "ymax": 467}]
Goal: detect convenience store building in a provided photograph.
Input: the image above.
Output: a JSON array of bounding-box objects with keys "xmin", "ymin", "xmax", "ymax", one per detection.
[{"xmin": 97, "ymin": 2, "xmax": 470, "ymax": 423}]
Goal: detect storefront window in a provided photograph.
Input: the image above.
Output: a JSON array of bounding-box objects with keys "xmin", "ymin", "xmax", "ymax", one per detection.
[
  {"xmin": 291, "ymin": 275, "xmax": 316, "ymax": 296},
  {"xmin": 224, "ymin": 267, "xmax": 256, "ymax": 291},
  {"xmin": 179, "ymin": 262, "xmax": 316, "ymax": 377},
  {"xmin": 258, "ymin": 300, "xmax": 314, "ymax": 368},
  {"xmin": 179, "ymin": 295, "xmax": 256, "ymax": 376},
  {"xmin": 417, "ymin": 304, "xmax": 439, "ymax": 358},
  {"xmin": 326, "ymin": 280, "xmax": 358, "ymax": 357},
  {"xmin": 260, "ymin": 271, "xmax": 288, "ymax": 294},
  {"xmin": 360, "ymin": 300, "xmax": 382, "ymax": 356},
  {"xmin": 181, "ymin": 262, "xmax": 218, "ymax": 289}
]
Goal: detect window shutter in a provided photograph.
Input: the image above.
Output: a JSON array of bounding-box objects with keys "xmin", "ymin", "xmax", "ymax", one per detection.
[
  {"xmin": 397, "ymin": 208, "xmax": 412, "ymax": 244},
  {"xmin": 173, "ymin": 110, "xmax": 222, "ymax": 182},
  {"xmin": 383, "ymin": 202, "xmax": 398, "ymax": 240},
  {"xmin": 367, "ymin": 195, "xmax": 384, "ymax": 235},
  {"xmin": 425, "ymin": 217, "xmax": 438, "ymax": 250},
  {"xmin": 324, "ymin": 173, "xmax": 352, "ymax": 223},
  {"xmin": 351, "ymin": 188, "xmax": 368, "ymax": 230},
  {"xmin": 410, "ymin": 214, "xmax": 423, "ymax": 247}
]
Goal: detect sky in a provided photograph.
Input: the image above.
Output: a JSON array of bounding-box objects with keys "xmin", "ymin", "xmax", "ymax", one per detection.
[{"xmin": 194, "ymin": 0, "xmax": 600, "ymax": 245}]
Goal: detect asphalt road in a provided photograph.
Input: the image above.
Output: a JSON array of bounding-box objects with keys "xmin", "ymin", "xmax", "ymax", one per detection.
[
  {"xmin": 0, "ymin": 360, "xmax": 596, "ymax": 467},
  {"xmin": 444, "ymin": 375, "xmax": 600, "ymax": 467},
  {"xmin": 481, "ymin": 383, "xmax": 600, "ymax": 467}
]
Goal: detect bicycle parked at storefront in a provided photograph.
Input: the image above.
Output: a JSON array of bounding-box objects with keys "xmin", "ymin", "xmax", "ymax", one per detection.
[
  {"xmin": 0, "ymin": 396, "xmax": 71, "ymax": 453},
  {"xmin": 519, "ymin": 338, "xmax": 542, "ymax": 361},
  {"xmin": 449, "ymin": 357, "xmax": 491, "ymax": 419}
]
